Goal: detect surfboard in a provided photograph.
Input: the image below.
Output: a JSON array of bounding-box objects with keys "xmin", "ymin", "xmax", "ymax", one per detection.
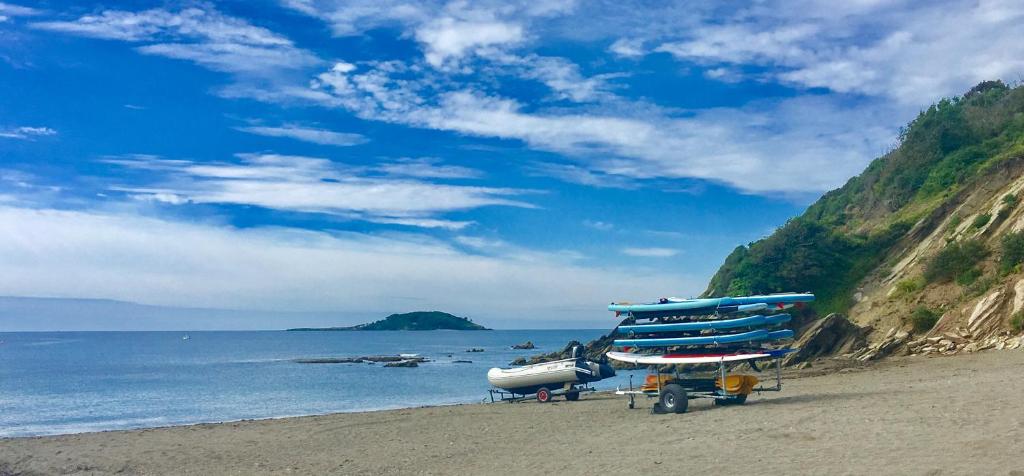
[
  {"xmin": 608, "ymin": 293, "xmax": 814, "ymax": 316},
  {"xmin": 613, "ymin": 329, "xmax": 794, "ymax": 348},
  {"xmin": 616, "ymin": 313, "xmax": 790, "ymax": 334},
  {"xmin": 606, "ymin": 349, "xmax": 796, "ymax": 365}
]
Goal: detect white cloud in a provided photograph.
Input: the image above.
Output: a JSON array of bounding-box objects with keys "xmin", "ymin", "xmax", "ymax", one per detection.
[
  {"xmin": 309, "ymin": 63, "xmax": 895, "ymax": 193},
  {"xmin": 0, "ymin": 126, "xmax": 57, "ymax": 139},
  {"xmin": 105, "ymin": 153, "xmax": 534, "ymax": 228},
  {"xmin": 235, "ymin": 124, "xmax": 367, "ymax": 146},
  {"xmin": 416, "ymin": 17, "xmax": 523, "ymax": 68},
  {"xmin": 0, "ymin": 205, "xmax": 698, "ymax": 320},
  {"xmin": 583, "ymin": 220, "xmax": 614, "ymax": 231},
  {"xmin": 652, "ymin": 0, "xmax": 1024, "ymax": 104},
  {"xmin": 376, "ymin": 157, "xmax": 482, "ymax": 179},
  {"xmin": 33, "ymin": 7, "xmax": 319, "ymax": 74},
  {"xmin": 608, "ymin": 38, "xmax": 645, "ymax": 58},
  {"xmin": 622, "ymin": 247, "xmax": 679, "ymax": 258},
  {"xmin": 0, "ymin": 2, "xmax": 40, "ymax": 18}
]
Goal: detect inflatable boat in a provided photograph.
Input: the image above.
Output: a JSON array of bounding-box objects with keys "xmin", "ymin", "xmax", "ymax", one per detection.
[{"xmin": 487, "ymin": 357, "xmax": 615, "ymax": 396}]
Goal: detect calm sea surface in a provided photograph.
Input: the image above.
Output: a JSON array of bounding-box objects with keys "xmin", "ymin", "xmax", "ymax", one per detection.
[{"xmin": 0, "ymin": 330, "xmax": 642, "ymax": 437}]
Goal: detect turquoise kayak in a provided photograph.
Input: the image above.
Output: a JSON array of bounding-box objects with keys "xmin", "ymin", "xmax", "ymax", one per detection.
[
  {"xmin": 608, "ymin": 293, "xmax": 814, "ymax": 316},
  {"xmin": 613, "ymin": 329, "xmax": 795, "ymax": 348},
  {"xmin": 616, "ymin": 314, "xmax": 791, "ymax": 335}
]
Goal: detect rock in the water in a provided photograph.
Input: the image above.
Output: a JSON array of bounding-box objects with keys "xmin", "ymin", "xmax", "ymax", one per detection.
[
  {"xmin": 384, "ymin": 360, "xmax": 419, "ymax": 367},
  {"xmin": 511, "ymin": 341, "xmax": 535, "ymax": 350},
  {"xmin": 466, "ymin": 348, "xmax": 485, "ymax": 353},
  {"xmin": 294, "ymin": 357, "xmax": 363, "ymax": 364},
  {"xmin": 782, "ymin": 313, "xmax": 868, "ymax": 366},
  {"xmin": 452, "ymin": 360, "xmax": 473, "ymax": 363},
  {"xmin": 509, "ymin": 357, "xmax": 528, "ymax": 366}
]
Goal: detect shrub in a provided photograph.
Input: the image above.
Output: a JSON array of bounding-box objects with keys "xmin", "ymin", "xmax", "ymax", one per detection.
[
  {"xmin": 947, "ymin": 213, "xmax": 962, "ymax": 232},
  {"xmin": 997, "ymin": 206, "xmax": 1012, "ymax": 221},
  {"xmin": 963, "ymin": 274, "xmax": 998, "ymax": 298},
  {"xmin": 924, "ymin": 239, "xmax": 989, "ymax": 283},
  {"xmin": 892, "ymin": 277, "xmax": 924, "ymax": 299},
  {"xmin": 1003, "ymin": 193, "xmax": 1019, "ymax": 208},
  {"xmin": 910, "ymin": 306, "xmax": 940, "ymax": 333},
  {"xmin": 955, "ymin": 267, "xmax": 983, "ymax": 286},
  {"xmin": 1011, "ymin": 311, "xmax": 1024, "ymax": 333},
  {"xmin": 971, "ymin": 213, "xmax": 991, "ymax": 229},
  {"xmin": 1000, "ymin": 231, "xmax": 1024, "ymax": 274}
]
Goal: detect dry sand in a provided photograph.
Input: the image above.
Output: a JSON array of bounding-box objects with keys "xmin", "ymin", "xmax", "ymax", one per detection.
[{"xmin": 3, "ymin": 350, "xmax": 1024, "ymax": 475}]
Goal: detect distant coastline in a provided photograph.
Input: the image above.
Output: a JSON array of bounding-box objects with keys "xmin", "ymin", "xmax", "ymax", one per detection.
[{"xmin": 287, "ymin": 311, "xmax": 490, "ymax": 331}]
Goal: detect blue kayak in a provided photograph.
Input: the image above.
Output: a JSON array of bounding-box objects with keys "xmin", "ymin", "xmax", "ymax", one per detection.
[
  {"xmin": 617, "ymin": 314, "xmax": 791, "ymax": 335},
  {"xmin": 613, "ymin": 329, "xmax": 795, "ymax": 348},
  {"xmin": 608, "ymin": 293, "xmax": 814, "ymax": 317}
]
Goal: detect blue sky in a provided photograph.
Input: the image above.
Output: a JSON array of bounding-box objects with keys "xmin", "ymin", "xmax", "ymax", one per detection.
[{"xmin": 2, "ymin": 0, "xmax": 1023, "ymax": 329}]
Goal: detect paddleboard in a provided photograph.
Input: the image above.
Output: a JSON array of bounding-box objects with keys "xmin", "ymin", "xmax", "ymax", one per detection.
[
  {"xmin": 617, "ymin": 313, "xmax": 790, "ymax": 334},
  {"xmin": 613, "ymin": 329, "xmax": 794, "ymax": 348},
  {"xmin": 606, "ymin": 348, "xmax": 795, "ymax": 365},
  {"xmin": 608, "ymin": 293, "xmax": 814, "ymax": 316}
]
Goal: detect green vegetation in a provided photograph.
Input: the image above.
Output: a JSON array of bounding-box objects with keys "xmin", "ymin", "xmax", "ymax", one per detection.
[
  {"xmin": 1003, "ymin": 193, "xmax": 1019, "ymax": 208},
  {"xmin": 946, "ymin": 213, "xmax": 963, "ymax": 232},
  {"xmin": 287, "ymin": 311, "xmax": 490, "ymax": 331},
  {"xmin": 924, "ymin": 240, "xmax": 989, "ymax": 284},
  {"xmin": 1000, "ymin": 231, "xmax": 1024, "ymax": 274},
  {"xmin": 970, "ymin": 213, "xmax": 991, "ymax": 229},
  {"xmin": 1011, "ymin": 310, "xmax": 1024, "ymax": 333},
  {"xmin": 704, "ymin": 81, "xmax": 1024, "ymax": 315},
  {"xmin": 892, "ymin": 277, "xmax": 924, "ymax": 300},
  {"xmin": 910, "ymin": 306, "xmax": 940, "ymax": 333}
]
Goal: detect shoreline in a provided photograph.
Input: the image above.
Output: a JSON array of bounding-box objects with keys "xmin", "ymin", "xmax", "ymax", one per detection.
[{"xmin": 5, "ymin": 349, "xmax": 1024, "ymax": 475}]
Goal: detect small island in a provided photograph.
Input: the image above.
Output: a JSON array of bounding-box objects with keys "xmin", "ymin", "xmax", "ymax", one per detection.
[{"xmin": 287, "ymin": 311, "xmax": 490, "ymax": 331}]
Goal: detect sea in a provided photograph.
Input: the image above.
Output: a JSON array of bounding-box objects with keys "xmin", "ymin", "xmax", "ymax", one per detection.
[{"xmin": 0, "ymin": 330, "xmax": 644, "ymax": 438}]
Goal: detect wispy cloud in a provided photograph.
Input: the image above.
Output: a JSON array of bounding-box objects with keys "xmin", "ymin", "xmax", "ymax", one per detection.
[
  {"xmin": 377, "ymin": 157, "xmax": 482, "ymax": 179},
  {"xmin": 0, "ymin": 205, "xmax": 698, "ymax": 319},
  {"xmin": 583, "ymin": 220, "xmax": 614, "ymax": 231},
  {"xmin": 32, "ymin": 7, "xmax": 319, "ymax": 74},
  {"xmin": 0, "ymin": 126, "xmax": 57, "ymax": 140},
  {"xmin": 622, "ymin": 247, "xmax": 679, "ymax": 258},
  {"xmin": 0, "ymin": 2, "xmax": 40, "ymax": 22},
  {"xmin": 104, "ymin": 153, "xmax": 533, "ymax": 229},
  {"xmin": 235, "ymin": 124, "xmax": 367, "ymax": 146}
]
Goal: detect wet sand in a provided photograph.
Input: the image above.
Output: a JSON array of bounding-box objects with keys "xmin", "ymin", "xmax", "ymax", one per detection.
[{"xmin": 3, "ymin": 349, "xmax": 1024, "ymax": 475}]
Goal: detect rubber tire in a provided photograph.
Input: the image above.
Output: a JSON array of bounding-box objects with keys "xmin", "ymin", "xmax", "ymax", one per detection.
[
  {"xmin": 536, "ymin": 387, "xmax": 552, "ymax": 403},
  {"xmin": 659, "ymin": 384, "xmax": 688, "ymax": 414},
  {"xmin": 715, "ymin": 394, "xmax": 748, "ymax": 406},
  {"xmin": 565, "ymin": 391, "xmax": 580, "ymax": 401}
]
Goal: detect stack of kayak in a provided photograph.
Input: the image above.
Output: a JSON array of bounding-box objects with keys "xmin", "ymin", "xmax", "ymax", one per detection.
[{"xmin": 605, "ymin": 293, "xmax": 814, "ymax": 364}]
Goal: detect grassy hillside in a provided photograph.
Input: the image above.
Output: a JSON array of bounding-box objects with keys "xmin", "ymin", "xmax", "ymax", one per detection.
[{"xmin": 705, "ymin": 81, "xmax": 1024, "ymax": 316}]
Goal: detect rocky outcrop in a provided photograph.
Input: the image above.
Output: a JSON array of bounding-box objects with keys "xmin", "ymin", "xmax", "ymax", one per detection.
[
  {"xmin": 294, "ymin": 355, "xmax": 429, "ymax": 364},
  {"xmin": 906, "ymin": 328, "xmax": 1023, "ymax": 355},
  {"xmin": 511, "ymin": 341, "xmax": 535, "ymax": 350},
  {"xmin": 782, "ymin": 313, "xmax": 868, "ymax": 366},
  {"xmin": 384, "ymin": 360, "xmax": 419, "ymax": 367},
  {"xmin": 849, "ymin": 327, "xmax": 910, "ymax": 361}
]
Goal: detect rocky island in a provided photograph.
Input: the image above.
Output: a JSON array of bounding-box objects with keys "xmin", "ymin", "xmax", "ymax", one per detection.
[{"xmin": 287, "ymin": 311, "xmax": 490, "ymax": 331}]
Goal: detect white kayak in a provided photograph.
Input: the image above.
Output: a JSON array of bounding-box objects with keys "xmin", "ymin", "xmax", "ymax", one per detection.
[{"xmin": 606, "ymin": 348, "xmax": 796, "ymax": 365}]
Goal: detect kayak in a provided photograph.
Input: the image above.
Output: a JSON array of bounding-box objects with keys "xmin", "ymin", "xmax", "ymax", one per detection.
[
  {"xmin": 606, "ymin": 348, "xmax": 796, "ymax": 365},
  {"xmin": 613, "ymin": 329, "xmax": 794, "ymax": 348},
  {"xmin": 616, "ymin": 313, "xmax": 790, "ymax": 334},
  {"xmin": 608, "ymin": 293, "xmax": 814, "ymax": 317}
]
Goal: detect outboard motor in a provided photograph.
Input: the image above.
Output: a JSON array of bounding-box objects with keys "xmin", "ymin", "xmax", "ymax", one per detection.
[
  {"xmin": 571, "ymin": 345, "xmax": 583, "ymax": 359},
  {"xmin": 597, "ymin": 362, "xmax": 616, "ymax": 379}
]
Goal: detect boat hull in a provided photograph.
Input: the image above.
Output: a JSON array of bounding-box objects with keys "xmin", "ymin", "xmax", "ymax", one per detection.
[{"xmin": 487, "ymin": 359, "xmax": 613, "ymax": 394}]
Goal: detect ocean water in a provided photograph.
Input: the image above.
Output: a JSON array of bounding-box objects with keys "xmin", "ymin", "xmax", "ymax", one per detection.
[{"xmin": 0, "ymin": 330, "xmax": 641, "ymax": 437}]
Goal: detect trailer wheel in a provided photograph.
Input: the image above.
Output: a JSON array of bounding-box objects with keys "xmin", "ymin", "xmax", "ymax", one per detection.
[
  {"xmin": 536, "ymin": 387, "xmax": 552, "ymax": 403},
  {"xmin": 659, "ymin": 384, "xmax": 687, "ymax": 414},
  {"xmin": 565, "ymin": 390, "xmax": 580, "ymax": 401}
]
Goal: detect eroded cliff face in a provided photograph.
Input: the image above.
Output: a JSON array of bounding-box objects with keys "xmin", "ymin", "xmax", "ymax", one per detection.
[{"xmin": 843, "ymin": 156, "xmax": 1024, "ymax": 357}]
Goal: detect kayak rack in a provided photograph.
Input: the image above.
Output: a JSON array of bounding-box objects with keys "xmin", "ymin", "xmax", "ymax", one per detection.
[
  {"xmin": 489, "ymin": 384, "xmax": 596, "ymax": 404},
  {"xmin": 615, "ymin": 356, "xmax": 784, "ymax": 413}
]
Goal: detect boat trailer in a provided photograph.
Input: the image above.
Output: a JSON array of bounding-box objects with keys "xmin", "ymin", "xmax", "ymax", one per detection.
[
  {"xmin": 489, "ymin": 383, "xmax": 597, "ymax": 404},
  {"xmin": 615, "ymin": 356, "xmax": 785, "ymax": 413}
]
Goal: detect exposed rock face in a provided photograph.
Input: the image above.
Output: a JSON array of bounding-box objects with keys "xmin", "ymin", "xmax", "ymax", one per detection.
[
  {"xmin": 782, "ymin": 313, "xmax": 868, "ymax": 366},
  {"xmin": 511, "ymin": 341, "xmax": 535, "ymax": 350},
  {"xmin": 849, "ymin": 327, "xmax": 910, "ymax": 361}
]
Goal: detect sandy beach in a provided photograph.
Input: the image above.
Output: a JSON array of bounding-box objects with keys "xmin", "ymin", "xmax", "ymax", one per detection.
[{"xmin": 3, "ymin": 349, "xmax": 1023, "ymax": 476}]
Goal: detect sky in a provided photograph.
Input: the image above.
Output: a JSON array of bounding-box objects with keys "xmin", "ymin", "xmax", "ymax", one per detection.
[{"xmin": 2, "ymin": 0, "xmax": 1023, "ymax": 330}]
